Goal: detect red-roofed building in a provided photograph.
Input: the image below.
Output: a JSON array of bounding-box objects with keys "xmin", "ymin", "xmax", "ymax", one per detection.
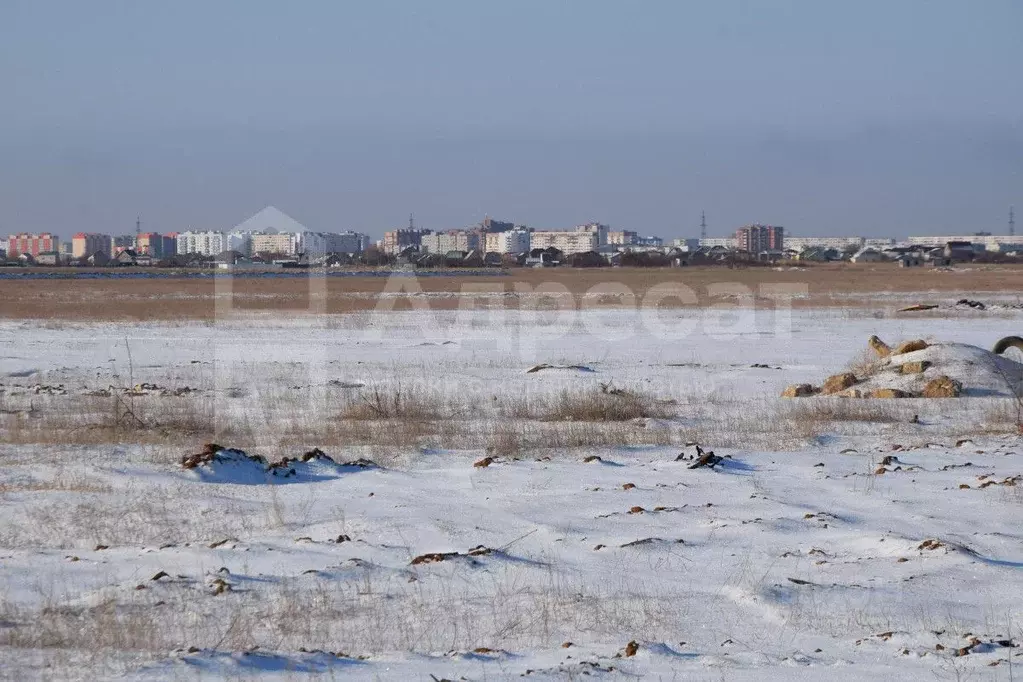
[{"xmin": 8, "ymin": 233, "xmax": 59, "ymax": 257}]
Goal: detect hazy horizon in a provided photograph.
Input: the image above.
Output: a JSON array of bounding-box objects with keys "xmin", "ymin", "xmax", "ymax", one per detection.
[{"xmin": 2, "ymin": 1, "xmax": 1020, "ymax": 240}]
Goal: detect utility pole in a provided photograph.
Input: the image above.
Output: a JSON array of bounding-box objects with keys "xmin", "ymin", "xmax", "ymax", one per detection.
[
  {"xmin": 1010, "ymin": 206, "xmax": 1016, "ymax": 237},
  {"xmin": 700, "ymin": 211, "xmax": 707, "ymax": 240}
]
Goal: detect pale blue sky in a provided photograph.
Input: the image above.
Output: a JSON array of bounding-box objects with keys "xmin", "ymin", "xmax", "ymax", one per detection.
[{"xmin": 1, "ymin": 1, "xmax": 1020, "ymax": 238}]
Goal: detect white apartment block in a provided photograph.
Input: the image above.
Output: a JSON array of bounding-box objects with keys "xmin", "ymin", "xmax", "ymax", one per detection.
[
  {"xmin": 485, "ymin": 229, "xmax": 531, "ymax": 254},
  {"xmin": 863, "ymin": 238, "xmax": 896, "ymax": 249},
  {"xmin": 176, "ymin": 231, "xmax": 225, "ymax": 256},
  {"xmin": 908, "ymin": 235, "xmax": 1023, "ymax": 252},
  {"xmin": 530, "ymin": 231, "xmax": 598, "ymax": 255}
]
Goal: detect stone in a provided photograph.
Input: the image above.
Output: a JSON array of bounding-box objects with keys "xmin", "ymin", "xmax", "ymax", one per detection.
[
  {"xmin": 821, "ymin": 372, "xmax": 858, "ymax": 395},
  {"xmin": 922, "ymin": 375, "xmax": 962, "ymax": 398},
  {"xmin": 869, "ymin": 388, "xmax": 913, "ymax": 399},
  {"xmin": 781, "ymin": 384, "xmax": 817, "ymax": 398},
  {"xmin": 836, "ymin": 388, "xmax": 864, "ymax": 398},
  {"xmin": 868, "ymin": 335, "xmax": 892, "ymax": 357},
  {"xmin": 893, "ymin": 339, "xmax": 929, "ymax": 355},
  {"xmin": 900, "ymin": 361, "xmax": 931, "ymax": 374}
]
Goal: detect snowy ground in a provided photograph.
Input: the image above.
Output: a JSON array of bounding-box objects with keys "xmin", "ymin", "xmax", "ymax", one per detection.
[{"xmin": 1, "ymin": 305, "xmax": 1022, "ymax": 680}]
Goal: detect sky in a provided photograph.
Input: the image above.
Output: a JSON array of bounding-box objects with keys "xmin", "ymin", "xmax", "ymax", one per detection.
[{"xmin": 1, "ymin": 0, "xmax": 1021, "ymax": 240}]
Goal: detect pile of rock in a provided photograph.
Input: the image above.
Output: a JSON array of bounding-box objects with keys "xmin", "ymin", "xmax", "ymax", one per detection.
[{"xmin": 783, "ymin": 336, "xmax": 964, "ymax": 399}]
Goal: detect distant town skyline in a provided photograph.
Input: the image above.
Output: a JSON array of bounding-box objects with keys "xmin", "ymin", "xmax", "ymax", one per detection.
[{"xmin": 1, "ymin": 2, "xmax": 1020, "ymax": 240}]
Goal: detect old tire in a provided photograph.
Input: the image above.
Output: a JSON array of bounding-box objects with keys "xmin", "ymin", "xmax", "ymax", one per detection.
[{"xmin": 992, "ymin": 336, "xmax": 1023, "ymax": 356}]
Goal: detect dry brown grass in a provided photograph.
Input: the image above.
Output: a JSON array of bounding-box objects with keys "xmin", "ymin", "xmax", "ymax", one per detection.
[
  {"xmin": 0, "ymin": 394, "xmax": 217, "ymax": 446},
  {"xmin": 845, "ymin": 347, "xmax": 887, "ymax": 379},
  {"xmin": 501, "ymin": 386, "xmax": 675, "ymax": 422},
  {"xmin": 3, "ymin": 263, "xmax": 1023, "ymax": 320}
]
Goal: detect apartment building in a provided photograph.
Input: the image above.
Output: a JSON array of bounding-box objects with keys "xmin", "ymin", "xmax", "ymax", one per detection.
[
  {"xmin": 111, "ymin": 235, "xmax": 136, "ymax": 254},
  {"xmin": 7, "ymin": 233, "xmax": 60, "ymax": 257},
  {"xmin": 530, "ymin": 230, "xmax": 598, "ymax": 255},
  {"xmin": 479, "ymin": 217, "xmax": 515, "ymax": 233},
  {"xmin": 575, "ymin": 223, "xmax": 609, "ymax": 247},
  {"xmin": 250, "ymin": 232, "xmax": 298, "ymax": 256},
  {"xmin": 293, "ymin": 231, "xmax": 370, "ymax": 255},
  {"xmin": 326, "ymin": 231, "xmax": 370, "ymax": 254},
  {"xmin": 382, "ymin": 228, "xmax": 432, "ymax": 255},
  {"xmin": 735, "ymin": 224, "xmax": 784, "ymax": 252},
  {"xmin": 135, "ymin": 232, "xmax": 176, "ymax": 258},
  {"xmin": 421, "ymin": 230, "xmax": 481, "ymax": 254},
  {"xmin": 608, "ymin": 230, "xmax": 637, "ymax": 245},
  {"xmin": 224, "ymin": 231, "xmax": 254, "ymax": 256},
  {"xmin": 71, "ymin": 232, "xmax": 112, "ymax": 258},
  {"xmin": 176, "ymin": 231, "xmax": 225, "ymax": 256},
  {"xmin": 485, "ymin": 228, "xmax": 531, "ymax": 254}
]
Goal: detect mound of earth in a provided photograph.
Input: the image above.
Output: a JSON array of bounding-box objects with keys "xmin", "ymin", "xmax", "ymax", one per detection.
[
  {"xmin": 181, "ymin": 444, "xmax": 377, "ymax": 484},
  {"xmin": 783, "ymin": 337, "xmax": 1023, "ymax": 399}
]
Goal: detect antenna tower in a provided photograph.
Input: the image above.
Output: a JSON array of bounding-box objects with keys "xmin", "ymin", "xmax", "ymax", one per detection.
[
  {"xmin": 700, "ymin": 211, "xmax": 707, "ymax": 240},
  {"xmin": 1011, "ymin": 206, "xmax": 1016, "ymax": 237}
]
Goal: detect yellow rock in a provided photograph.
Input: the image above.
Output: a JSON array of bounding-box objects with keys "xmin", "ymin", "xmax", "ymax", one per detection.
[
  {"xmin": 900, "ymin": 361, "xmax": 931, "ymax": 374},
  {"xmin": 821, "ymin": 372, "xmax": 859, "ymax": 395},
  {"xmin": 893, "ymin": 339, "xmax": 928, "ymax": 355},
  {"xmin": 921, "ymin": 375, "xmax": 962, "ymax": 398},
  {"xmin": 869, "ymin": 388, "xmax": 913, "ymax": 399},
  {"xmin": 781, "ymin": 384, "xmax": 816, "ymax": 398},
  {"xmin": 836, "ymin": 388, "xmax": 864, "ymax": 398},
  {"xmin": 868, "ymin": 335, "xmax": 892, "ymax": 357}
]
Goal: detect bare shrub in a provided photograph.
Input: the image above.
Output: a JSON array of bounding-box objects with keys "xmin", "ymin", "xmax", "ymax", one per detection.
[{"xmin": 845, "ymin": 347, "xmax": 886, "ymax": 379}]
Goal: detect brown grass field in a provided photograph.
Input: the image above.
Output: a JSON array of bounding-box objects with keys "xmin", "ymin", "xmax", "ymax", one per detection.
[{"xmin": 1, "ymin": 262, "xmax": 1022, "ymax": 320}]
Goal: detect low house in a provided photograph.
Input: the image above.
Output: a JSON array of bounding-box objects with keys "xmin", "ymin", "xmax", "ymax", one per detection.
[
  {"xmin": 87, "ymin": 251, "xmax": 110, "ymax": 267},
  {"xmin": 525, "ymin": 247, "xmax": 563, "ymax": 267},
  {"xmin": 414, "ymin": 252, "xmax": 445, "ymax": 268},
  {"xmin": 850, "ymin": 247, "xmax": 885, "ymax": 263},
  {"xmin": 757, "ymin": 249, "xmax": 786, "ymax": 263},
  {"xmin": 482, "ymin": 252, "xmax": 504, "ymax": 267},
  {"xmin": 395, "ymin": 246, "xmax": 420, "ymax": 266},
  {"xmin": 35, "ymin": 251, "xmax": 62, "ymax": 266},
  {"xmin": 665, "ymin": 247, "xmax": 690, "ymax": 267},
  {"xmin": 565, "ymin": 250, "xmax": 605, "ymax": 268},
  {"xmin": 943, "ymin": 241, "xmax": 976, "ymax": 263},
  {"xmin": 113, "ymin": 249, "xmax": 138, "ymax": 266},
  {"xmin": 461, "ymin": 249, "xmax": 484, "ymax": 268}
]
